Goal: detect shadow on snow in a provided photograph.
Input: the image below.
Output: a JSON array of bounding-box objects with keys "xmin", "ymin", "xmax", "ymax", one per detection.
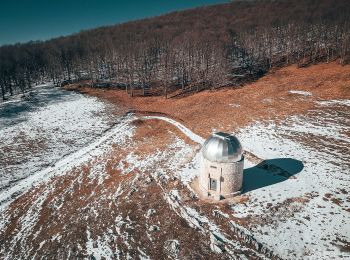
[
  {"xmin": 0, "ymin": 85, "xmax": 80, "ymax": 128},
  {"xmin": 242, "ymin": 158, "xmax": 304, "ymax": 193}
]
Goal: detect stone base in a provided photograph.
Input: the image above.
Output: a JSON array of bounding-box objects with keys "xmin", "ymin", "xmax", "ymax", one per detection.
[
  {"xmin": 219, "ymin": 189, "xmax": 242, "ymax": 200},
  {"xmin": 199, "ymin": 184, "xmax": 242, "ymax": 201},
  {"xmin": 192, "ymin": 177, "xmax": 243, "ymax": 202}
]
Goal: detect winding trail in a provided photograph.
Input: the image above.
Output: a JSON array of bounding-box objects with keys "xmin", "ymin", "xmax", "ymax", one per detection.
[
  {"xmin": 141, "ymin": 115, "xmax": 205, "ymax": 144},
  {"xmin": 0, "ymin": 113, "xmax": 204, "ymax": 210},
  {"xmin": 0, "ymin": 115, "xmax": 134, "ymax": 210}
]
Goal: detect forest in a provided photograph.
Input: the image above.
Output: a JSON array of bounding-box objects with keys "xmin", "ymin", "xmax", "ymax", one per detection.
[{"xmin": 0, "ymin": 0, "xmax": 349, "ymax": 100}]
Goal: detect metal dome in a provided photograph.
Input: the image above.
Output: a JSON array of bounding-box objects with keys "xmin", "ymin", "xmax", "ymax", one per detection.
[{"xmin": 202, "ymin": 132, "xmax": 243, "ymax": 163}]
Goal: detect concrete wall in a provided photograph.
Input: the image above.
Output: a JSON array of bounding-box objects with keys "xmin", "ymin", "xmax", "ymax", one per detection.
[{"xmin": 199, "ymin": 156, "xmax": 244, "ymax": 200}]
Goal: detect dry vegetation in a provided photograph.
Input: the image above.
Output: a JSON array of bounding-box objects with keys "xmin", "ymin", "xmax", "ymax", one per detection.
[
  {"xmin": 1, "ymin": 118, "xmax": 273, "ymax": 259},
  {"xmin": 2, "ymin": 62, "xmax": 349, "ymax": 259},
  {"xmin": 0, "ymin": 0, "xmax": 350, "ymax": 259},
  {"xmin": 1, "ymin": 0, "xmax": 350, "ymax": 100},
  {"xmin": 67, "ymin": 62, "xmax": 350, "ymax": 137}
]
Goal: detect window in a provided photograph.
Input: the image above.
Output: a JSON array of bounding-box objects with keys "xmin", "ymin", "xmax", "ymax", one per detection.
[
  {"xmin": 210, "ymin": 165, "xmax": 217, "ymax": 169},
  {"xmin": 210, "ymin": 178, "xmax": 217, "ymax": 191}
]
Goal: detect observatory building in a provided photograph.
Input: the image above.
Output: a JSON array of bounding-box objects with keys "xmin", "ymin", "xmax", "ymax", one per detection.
[{"xmin": 199, "ymin": 132, "xmax": 244, "ymax": 200}]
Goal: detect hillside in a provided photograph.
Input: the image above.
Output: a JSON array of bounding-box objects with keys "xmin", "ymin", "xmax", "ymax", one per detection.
[
  {"xmin": 67, "ymin": 62, "xmax": 350, "ymax": 136},
  {"xmin": 1, "ymin": 62, "xmax": 349, "ymax": 259},
  {"xmin": 1, "ymin": 0, "xmax": 350, "ymax": 100},
  {"xmin": 0, "ymin": 1, "xmax": 350, "ymax": 259}
]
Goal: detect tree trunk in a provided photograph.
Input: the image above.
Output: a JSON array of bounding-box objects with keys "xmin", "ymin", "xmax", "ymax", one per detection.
[
  {"xmin": 9, "ymin": 80, "xmax": 13, "ymax": 96},
  {"xmin": 0, "ymin": 82, "xmax": 5, "ymax": 101},
  {"xmin": 164, "ymin": 84, "xmax": 168, "ymax": 99}
]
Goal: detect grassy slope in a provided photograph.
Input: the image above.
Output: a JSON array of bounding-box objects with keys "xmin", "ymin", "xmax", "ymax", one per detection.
[
  {"xmin": 2, "ymin": 62, "xmax": 349, "ymax": 259},
  {"xmin": 67, "ymin": 62, "xmax": 350, "ymax": 137}
]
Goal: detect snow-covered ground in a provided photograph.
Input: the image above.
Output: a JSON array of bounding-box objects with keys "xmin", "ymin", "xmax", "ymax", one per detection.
[
  {"xmin": 142, "ymin": 108, "xmax": 349, "ymax": 259},
  {"xmin": 0, "ymin": 84, "xmax": 120, "ymax": 199},
  {"xmin": 232, "ymin": 101, "xmax": 350, "ymax": 259},
  {"xmin": 0, "ymin": 84, "xmax": 349, "ymax": 259},
  {"xmin": 149, "ymin": 101, "xmax": 350, "ymax": 259},
  {"xmin": 0, "ymin": 99, "xmax": 267, "ymax": 259}
]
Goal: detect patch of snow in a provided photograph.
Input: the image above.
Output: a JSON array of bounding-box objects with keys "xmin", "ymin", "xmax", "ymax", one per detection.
[
  {"xmin": 289, "ymin": 90, "xmax": 312, "ymax": 96},
  {"xmin": 164, "ymin": 240, "xmax": 180, "ymax": 258},
  {"xmin": 168, "ymin": 137, "xmax": 200, "ymax": 185},
  {"xmin": 0, "ymin": 83, "xmax": 52, "ymax": 107},
  {"xmin": 163, "ymin": 189, "xmax": 268, "ymax": 259},
  {"xmin": 148, "ymin": 225, "xmax": 160, "ymax": 232},
  {"xmin": 213, "ymin": 209, "xmax": 229, "ymax": 218},
  {"xmin": 38, "ymin": 240, "xmax": 46, "ymax": 250},
  {"xmin": 316, "ymin": 99, "xmax": 350, "ymax": 107},
  {"xmin": 137, "ymin": 247, "xmax": 150, "ymax": 260},
  {"xmin": 145, "ymin": 209, "xmax": 156, "ymax": 218},
  {"xmin": 86, "ymin": 230, "xmax": 114, "ymax": 260}
]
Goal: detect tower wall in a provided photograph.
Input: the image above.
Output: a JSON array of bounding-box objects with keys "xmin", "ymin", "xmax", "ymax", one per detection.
[{"xmin": 199, "ymin": 156, "xmax": 244, "ymax": 200}]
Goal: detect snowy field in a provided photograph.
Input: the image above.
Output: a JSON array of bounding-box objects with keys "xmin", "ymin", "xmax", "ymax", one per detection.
[
  {"xmin": 0, "ymin": 102, "xmax": 271, "ymax": 259},
  {"xmin": 233, "ymin": 100, "xmax": 350, "ymax": 259},
  {"xmin": 0, "ymin": 85, "xmax": 120, "ymax": 200},
  {"xmin": 0, "ymin": 85, "xmax": 349, "ymax": 259},
  {"xmin": 165, "ymin": 98, "xmax": 350, "ymax": 259},
  {"xmin": 124, "ymin": 104, "xmax": 350, "ymax": 259}
]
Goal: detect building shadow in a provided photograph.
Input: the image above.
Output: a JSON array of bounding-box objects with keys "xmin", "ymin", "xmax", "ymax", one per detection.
[{"xmin": 242, "ymin": 158, "xmax": 304, "ymax": 193}]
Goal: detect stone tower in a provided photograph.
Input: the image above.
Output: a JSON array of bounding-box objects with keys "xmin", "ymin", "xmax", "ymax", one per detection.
[{"xmin": 199, "ymin": 132, "xmax": 244, "ymax": 200}]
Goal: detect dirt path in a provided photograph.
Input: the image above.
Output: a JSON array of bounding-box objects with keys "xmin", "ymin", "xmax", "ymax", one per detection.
[
  {"xmin": 0, "ymin": 115, "xmax": 135, "ymax": 210},
  {"xmin": 141, "ymin": 115, "xmax": 205, "ymax": 144},
  {"xmin": 1, "ymin": 62, "xmax": 349, "ymax": 259},
  {"xmin": 1, "ymin": 111, "xmax": 278, "ymax": 260},
  {"xmin": 0, "ymin": 113, "xmax": 202, "ymax": 211}
]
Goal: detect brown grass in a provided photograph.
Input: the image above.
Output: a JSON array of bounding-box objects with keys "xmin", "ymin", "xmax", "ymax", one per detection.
[
  {"xmin": 3, "ymin": 62, "xmax": 348, "ymax": 259},
  {"xmin": 0, "ymin": 113, "xmax": 222, "ymax": 259},
  {"xmin": 66, "ymin": 62, "xmax": 350, "ymax": 137}
]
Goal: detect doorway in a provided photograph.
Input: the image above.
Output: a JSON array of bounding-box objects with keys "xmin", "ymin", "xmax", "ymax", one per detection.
[{"xmin": 210, "ymin": 178, "xmax": 217, "ymax": 191}]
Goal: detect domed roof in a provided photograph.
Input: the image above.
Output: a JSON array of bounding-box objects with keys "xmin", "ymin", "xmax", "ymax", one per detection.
[{"xmin": 202, "ymin": 132, "xmax": 243, "ymax": 163}]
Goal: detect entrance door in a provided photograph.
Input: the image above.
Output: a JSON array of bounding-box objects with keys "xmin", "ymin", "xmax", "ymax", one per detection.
[{"xmin": 210, "ymin": 178, "xmax": 217, "ymax": 191}]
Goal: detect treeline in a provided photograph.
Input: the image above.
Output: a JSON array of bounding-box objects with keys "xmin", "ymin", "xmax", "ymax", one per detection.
[{"xmin": 0, "ymin": 0, "xmax": 350, "ymax": 100}]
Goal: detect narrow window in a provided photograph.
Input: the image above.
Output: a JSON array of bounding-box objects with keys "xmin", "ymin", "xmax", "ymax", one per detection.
[{"xmin": 210, "ymin": 165, "xmax": 217, "ymax": 169}]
